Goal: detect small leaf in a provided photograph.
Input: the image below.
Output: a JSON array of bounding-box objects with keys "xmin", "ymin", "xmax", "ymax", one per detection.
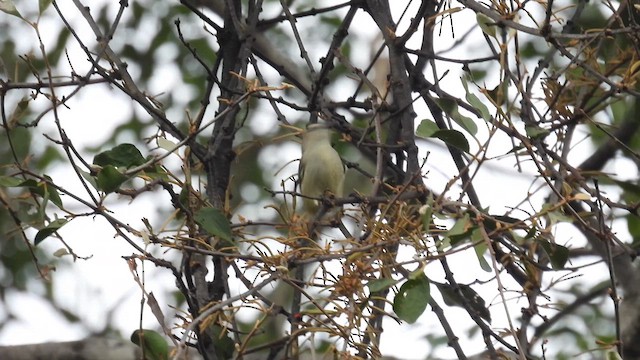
[
  {"xmin": 409, "ymin": 267, "xmax": 427, "ymax": 280},
  {"xmin": 393, "ymin": 273, "xmax": 430, "ymax": 324},
  {"xmin": 434, "ymin": 98, "xmax": 478, "ymax": 135},
  {"xmin": 93, "ymin": 143, "xmax": 146, "ymax": 168},
  {"xmin": 76, "ymin": 166, "xmax": 98, "ymax": 190},
  {"xmin": 35, "ymin": 218, "xmax": 68, "ymax": 245},
  {"xmin": 0, "ymin": 0, "xmax": 22, "ymax": 18},
  {"xmin": 416, "ymin": 119, "xmax": 470, "ymax": 153},
  {"xmin": 447, "ymin": 213, "xmax": 473, "ymax": 246},
  {"xmin": 367, "ymin": 278, "xmax": 398, "ymax": 292},
  {"xmin": 476, "ymin": 12, "xmax": 496, "ymax": 37},
  {"xmin": 524, "ymin": 226, "xmax": 537, "ymax": 240},
  {"xmin": 525, "ymin": 124, "xmax": 550, "ymax": 139},
  {"xmin": 484, "ymin": 83, "xmax": 506, "ymax": 106},
  {"xmin": 194, "ymin": 207, "xmax": 233, "ymax": 245},
  {"xmin": 432, "ymin": 129, "xmax": 470, "ymax": 153},
  {"xmin": 14, "ymin": 178, "xmax": 63, "ymax": 209},
  {"xmin": 467, "ymin": 93, "xmax": 491, "ymax": 121},
  {"xmin": 461, "ymin": 78, "xmax": 492, "ymax": 121},
  {"xmin": 39, "ymin": 0, "xmax": 52, "ymax": 14},
  {"xmin": 8, "ymin": 97, "xmax": 30, "ymax": 128},
  {"xmin": 210, "ymin": 324, "xmax": 235, "ymax": 360},
  {"xmin": 53, "ymin": 248, "xmax": 69, "ymax": 257},
  {"xmin": 96, "ymin": 165, "xmax": 128, "ymax": 193},
  {"xmin": 542, "ymin": 203, "xmax": 572, "ymax": 225},
  {"xmin": 448, "ymin": 214, "xmax": 470, "ymax": 236},
  {"xmin": 141, "ymin": 164, "xmax": 169, "ymax": 181},
  {"xmin": 538, "ymin": 238, "xmax": 569, "ymax": 270},
  {"xmin": 628, "ymin": 214, "xmax": 640, "ymax": 248},
  {"xmin": 573, "ymin": 192, "xmax": 591, "ymax": 201},
  {"xmin": 130, "ymin": 329, "xmax": 169, "ymax": 360},
  {"xmin": 16, "ymin": 179, "xmax": 39, "ymax": 190},
  {"xmin": 472, "ymin": 229, "xmax": 492, "ymax": 272},
  {"xmin": 42, "ymin": 175, "xmax": 63, "ymax": 208},
  {"xmin": 416, "ymin": 119, "xmax": 439, "ymax": 138},
  {"xmin": 605, "ymin": 349, "xmax": 623, "ymax": 360},
  {"xmin": 157, "ymin": 137, "xmax": 180, "ymax": 155},
  {"xmin": 419, "ymin": 204, "xmax": 433, "ymax": 232},
  {"xmin": 0, "ymin": 175, "xmax": 23, "ymax": 187}
]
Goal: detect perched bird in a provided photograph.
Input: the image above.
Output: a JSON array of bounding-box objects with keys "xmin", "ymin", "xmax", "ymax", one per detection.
[{"xmin": 299, "ymin": 123, "xmax": 345, "ymax": 214}]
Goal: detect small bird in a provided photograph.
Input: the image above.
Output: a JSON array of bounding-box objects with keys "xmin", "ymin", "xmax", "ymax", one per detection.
[{"xmin": 299, "ymin": 123, "xmax": 345, "ymax": 214}]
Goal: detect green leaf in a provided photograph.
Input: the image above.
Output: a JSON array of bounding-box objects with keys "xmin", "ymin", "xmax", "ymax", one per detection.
[
  {"xmin": 470, "ymin": 69, "xmax": 487, "ymax": 81},
  {"xmin": 367, "ymin": 278, "xmax": 398, "ymax": 292},
  {"xmin": 542, "ymin": 203, "xmax": 573, "ymax": 225},
  {"xmin": 77, "ymin": 166, "xmax": 98, "ymax": 191},
  {"xmin": 417, "ymin": 120, "xmax": 471, "ymax": 153},
  {"xmin": 14, "ymin": 178, "xmax": 63, "ymax": 209},
  {"xmin": 194, "ymin": 207, "xmax": 233, "ymax": 245},
  {"xmin": 393, "ymin": 273, "xmax": 430, "ymax": 324},
  {"xmin": 8, "ymin": 96, "xmax": 30, "ymax": 128},
  {"xmin": 53, "ymin": 248, "xmax": 69, "ymax": 257},
  {"xmin": 448, "ymin": 214, "xmax": 470, "ymax": 236},
  {"xmin": 178, "ymin": 187, "xmax": 191, "ymax": 210},
  {"xmin": 142, "ymin": 164, "xmax": 169, "ymax": 181},
  {"xmin": 17, "ymin": 179, "xmax": 40, "ymax": 193},
  {"xmin": 156, "ymin": 137, "xmax": 179, "ymax": 155},
  {"xmin": 93, "ymin": 143, "xmax": 146, "ymax": 168},
  {"xmin": 434, "ymin": 98, "xmax": 478, "ymax": 135},
  {"xmin": 96, "ymin": 165, "xmax": 128, "ymax": 194},
  {"xmin": 476, "ymin": 12, "xmax": 497, "ymax": 37},
  {"xmin": 130, "ymin": 329, "xmax": 169, "ymax": 360},
  {"xmin": 408, "ymin": 267, "xmax": 426, "ymax": 280},
  {"xmin": 0, "ymin": 175, "xmax": 23, "ymax": 187},
  {"xmin": 605, "ymin": 350, "xmax": 623, "ymax": 360},
  {"xmin": 446, "ymin": 213, "xmax": 473, "ymax": 246},
  {"xmin": 0, "ymin": 0, "xmax": 22, "ymax": 18},
  {"xmin": 524, "ymin": 226, "xmax": 537, "ymax": 240},
  {"xmin": 467, "ymin": 93, "xmax": 491, "ymax": 121},
  {"xmin": 420, "ymin": 204, "xmax": 433, "ymax": 232},
  {"xmin": 210, "ymin": 325, "xmax": 235, "ymax": 360},
  {"xmin": 485, "ymin": 83, "xmax": 507, "ymax": 106},
  {"xmin": 538, "ymin": 238, "xmax": 569, "ymax": 270},
  {"xmin": 461, "ymin": 77, "xmax": 492, "ymax": 121},
  {"xmin": 416, "ymin": 119, "xmax": 439, "ymax": 138},
  {"xmin": 628, "ymin": 214, "xmax": 640, "ymax": 248},
  {"xmin": 520, "ymin": 40, "xmax": 542, "ymax": 59},
  {"xmin": 39, "ymin": 0, "xmax": 52, "ymax": 14},
  {"xmin": 436, "ymin": 282, "xmax": 491, "ymax": 322},
  {"xmin": 472, "ymin": 229, "xmax": 492, "ymax": 272},
  {"xmin": 525, "ymin": 124, "xmax": 550, "ymax": 139},
  {"xmin": 41, "ymin": 175, "xmax": 63, "ymax": 208},
  {"xmin": 432, "ymin": 129, "xmax": 470, "ymax": 153},
  {"xmin": 610, "ymin": 99, "xmax": 628, "ymax": 124},
  {"xmin": 35, "ymin": 218, "xmax": 68, "ymax": 245}
]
